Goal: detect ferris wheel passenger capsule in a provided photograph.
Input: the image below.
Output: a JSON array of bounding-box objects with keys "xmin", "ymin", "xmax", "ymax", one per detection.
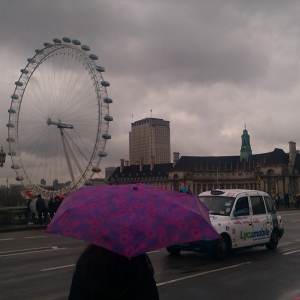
[
  {"xmin": 62, "ymin": 37, "xmax": 71, "ymax": 43},
  {"xmin": 89, "ymin": 54, "xmax": 98, "ymax": 60},
  {"xmin": 11, "ymin": 94, "xmax": 19, "ymax": 99},
  {"xmin": 103, "ymin": 97, "xmax": 112, "ymax": 103},
  {"xmin": 44, "ymin": 42, "xmax": 51, "ymax": 47},
  {"xmin": 84, "ymin": 180, "xmax": 93, "ymax": 186},
  {"xmin": 35, "ymin": 49, "xmax": 43, "ymax": 54},
  {"xmin": 104, "ymin": 115, "xmax": 113, "ymax": 121},
  {"xmin": 27, "ymin": 58, "xmax": 36, "ymax": 63},
  {"xmin": 8, "ymin": 109, "xmax": 16, "ymax": 114},
  {"xmin": 96, "ymin": 66, "xmax": 105, "ymax": 72},
  {"xmin": 16, "ymin": 176, "xmax": 23, "ymax": 181},
  {"xmin": 81, "ymin": 45, "xmax": 90, "ymax": 51},
  {"xmin": 98, "ymin": 151, "xmax": 107, "ymax": 157},
  {"xmin": 15, "ymin": 81, "xmax": 23, "ymax": 87},
  {"xmin": 102, "ymin": 133, "xmax": 111, "ymax": 140},
  {"xmin": 6, "ymin": 123, "xmax": 15, "ymax": 128},
  {"xmin": 92, "ymin": 167, "xmax": 101, "ymax": 172},
  {"xmin": 101, "ymin": 81, "xmax": 110, "ymax": 87},
  {"xmin": 21, "ymin": 69, "xmax": 29, "ymax": 74},
  {"xmin": 72, "ymin": 39, "xmax": 81, "ymax": 45},
  {"xmin": 6, "ymin": 138, "xmax": 15, "ymax": 142},
  {"xmin": 53, "ymin": 38, "xmax": 62, "ymax": 43}
]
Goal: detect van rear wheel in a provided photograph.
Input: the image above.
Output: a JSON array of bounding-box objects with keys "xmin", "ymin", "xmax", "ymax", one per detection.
[
  {"xmin": 265, "ymin": 231, "xmax": 279, "ymax": 250},
  {"xmin": 166, "ymin": 246, "xmax": 181, "ymax": 255}
]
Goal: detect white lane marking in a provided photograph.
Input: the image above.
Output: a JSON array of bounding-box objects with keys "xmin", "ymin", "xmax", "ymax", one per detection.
[
  {"xmin": 281, "ymin": 213, "xmax": 300, "ymax": 216},
  {"xmin": 0, "ymin": 238, "xmax": 14, "ymax": 241},
  {"xmin": 156, "ymin": 262, "xmax": 252, "ymax": 286},
  {"xmin": 24, "ymin": 236, "xmax": 46, "ymax": 239},
  {"xmin": 283, "ymin": 249, "xmax": 300, "ymax": 255},
  {"xmin": 41, "ymin": 264, "xmax": 76, "ymax": 272},
  {"xmin": 148, "ymin": 250, "xmax": 160, "ymax": 254},
  {"xmin": 0, "ymin": 246, "xmax": 52, "ymax": 254},
  {"xmin": 0, "ymin": 247, "xmax": 66, "ymax": 257}
]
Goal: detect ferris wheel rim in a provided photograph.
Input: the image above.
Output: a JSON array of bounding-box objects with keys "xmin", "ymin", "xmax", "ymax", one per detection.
[{"xmin": 7, "ymin": 38, "xmax": 113, "ymax": 198}]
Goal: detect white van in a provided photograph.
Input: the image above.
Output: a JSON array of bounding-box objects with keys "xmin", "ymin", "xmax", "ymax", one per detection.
[{"xmin": 166, "ymin": 189, "xmax": 284, "ymax": 259}]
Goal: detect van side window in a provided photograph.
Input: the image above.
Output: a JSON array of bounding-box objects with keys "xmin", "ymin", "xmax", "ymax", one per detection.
[
  {"xmin": 264, "ymin": 195, "xmax": 275, "ymax": 213},
  {"xmin": 234, "ymin": 197, "xmax": 249, "ymax": 216},
  {"xmin": 250, "ymin": 196, "xmax": 266, "ymax": 215}
]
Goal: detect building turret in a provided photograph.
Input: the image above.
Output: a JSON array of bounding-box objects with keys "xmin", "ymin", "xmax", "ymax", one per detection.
[{"xmin": 240, "ymin": 125, "xmax": 252, "ymax": 162}]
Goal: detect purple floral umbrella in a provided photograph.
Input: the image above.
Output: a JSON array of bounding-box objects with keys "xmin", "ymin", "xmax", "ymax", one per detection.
[{"xmin": 45, "ymin": 184, "xmax": 220, "ymax": 258}]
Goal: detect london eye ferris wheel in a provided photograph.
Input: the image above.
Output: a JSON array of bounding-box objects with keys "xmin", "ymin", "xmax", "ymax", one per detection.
[{"xmin": 6, "ymin": 37, "xmax": 113, "ymax": 198}]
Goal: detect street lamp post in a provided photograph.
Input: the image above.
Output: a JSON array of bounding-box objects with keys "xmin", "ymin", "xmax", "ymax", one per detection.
[
  {"xmin": 254, "ymin": 165, "xmax": 264, "ymax": 190},
  {"xmin": 0, "ymin": 146, "xmax": 6, "ymax": 167}
]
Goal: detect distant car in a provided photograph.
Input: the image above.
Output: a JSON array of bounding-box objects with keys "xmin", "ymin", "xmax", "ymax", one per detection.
[{"xmin": 166, "ymin": 189, "xmax": 284, "ymax": 259}]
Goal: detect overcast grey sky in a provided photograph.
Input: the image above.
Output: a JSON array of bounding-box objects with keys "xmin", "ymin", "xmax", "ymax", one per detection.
[{"xmin": 1, "ymin": 0, "xmax": 300, "ymax": 186}]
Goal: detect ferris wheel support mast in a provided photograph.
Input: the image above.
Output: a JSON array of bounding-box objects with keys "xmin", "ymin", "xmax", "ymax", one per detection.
[
  {"xmin": 61, "ymin": 129, "xmax": 86, "ymax": 181},
  {"xmin": 60, "ymin": 128, "xmax": 75, "ymax": 184}
]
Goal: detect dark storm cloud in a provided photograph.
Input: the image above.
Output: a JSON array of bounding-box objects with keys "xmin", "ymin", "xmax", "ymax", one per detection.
[{"xmin": 1, "ymin": 0, "xmax": 300, "ymax": 184}]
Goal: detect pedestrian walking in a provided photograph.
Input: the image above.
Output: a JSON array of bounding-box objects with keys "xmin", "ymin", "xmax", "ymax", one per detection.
[
  {"xmin": 284, "ymin": 193, "xmax": 290, "ymax": 209},
  {"xmin": 36, "ymin": 194, "xmax": 48, "ymax": 224},
  {"xmin": 279, "ymin": 196, "xmax": 284, "ymax": 209},
  {"xmin": 68, "ymin": 244, "xmax": 159, "ymax": 300},
  {"xmin": 26, "ymin": 198, "xmax": 34, "ymax": 224},
  {"xmin": 54, "ymin": 196, "xmax": 62, "ymax": 213},
  {"xmin": 295, "ymin": 194, "xmax": 300, "ymax": 208},
  {"xmin": 48, "ymin": 197, "xmax": 56, "ymax": 220},
  {"xmin": 275, "ymin": 193, "xmax": 280, "ymax": 209}
]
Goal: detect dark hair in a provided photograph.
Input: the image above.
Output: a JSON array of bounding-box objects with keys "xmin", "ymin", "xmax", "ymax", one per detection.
[{"xmin": 77, "ymin": 244, "xmax": 154, "ymax": 299}]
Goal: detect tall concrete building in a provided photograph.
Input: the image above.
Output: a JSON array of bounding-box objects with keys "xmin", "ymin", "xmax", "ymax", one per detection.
[{"xmin": 129, "ymin": 118, "xmax": 171, "ymax": 165}]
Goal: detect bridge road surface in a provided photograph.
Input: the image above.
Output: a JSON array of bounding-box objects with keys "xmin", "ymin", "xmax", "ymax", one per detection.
[{"xmin": 1, "ymin": 210, "xmax": 300, "ymax": 300}]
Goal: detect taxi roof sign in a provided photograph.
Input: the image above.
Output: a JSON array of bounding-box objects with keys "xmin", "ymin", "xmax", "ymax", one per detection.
[{"xmin": 210, "ymin": 190, "xmax": 225, "ymax": 195}]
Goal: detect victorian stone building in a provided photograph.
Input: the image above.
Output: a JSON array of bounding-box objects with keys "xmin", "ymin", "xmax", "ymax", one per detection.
[
  {"xmin": 168, "ymin": 128, "xmax": 300, "ymax": 198},
  {"xmin": 108, "ymin": 128, "xmax": 300, "ymax": 199}
]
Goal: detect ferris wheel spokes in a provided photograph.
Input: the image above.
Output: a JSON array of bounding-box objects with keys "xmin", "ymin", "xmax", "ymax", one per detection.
[{"xmin": 7, "ymin": 37, "xmax": 112, "ymax": 197}]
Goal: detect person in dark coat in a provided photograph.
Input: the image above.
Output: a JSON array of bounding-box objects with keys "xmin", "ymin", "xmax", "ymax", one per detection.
[
  {"xmin": 54, "ymin": 196, "xmax": 62, "ymax": 213},
  {"xmin": 284, "ymin": 193, "xmax": 290, "ymax": 209},
  {"xmin": 68, "ymin": 244, "xmax": 160, "ymax": 300},
  {"xmin": 36, "ymin": 194, "xmax": 48, "ymax": 224},
  {"xmin": 48, "ymin": 198, "xmax": 56, "ymax": 220},
  {"xmin": 26, "ymin": 198, "xmax": 33, "ymax": 224}
]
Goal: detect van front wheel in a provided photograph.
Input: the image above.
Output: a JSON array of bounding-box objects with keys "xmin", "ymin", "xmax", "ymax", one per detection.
[
  {"xmin": 211, "ymin": 235, "xmax": 231, "ymax": 259},
  {"xmin": 265, "ymin": 231, "xmax": 279, "ymax": 250}
]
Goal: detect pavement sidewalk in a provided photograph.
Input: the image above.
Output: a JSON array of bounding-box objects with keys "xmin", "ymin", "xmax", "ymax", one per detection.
[{"xmin": 0, "ymin": 224, "xmax": 48, "ymax": 233}]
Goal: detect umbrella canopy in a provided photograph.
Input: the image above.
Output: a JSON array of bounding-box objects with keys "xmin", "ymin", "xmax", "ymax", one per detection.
[{"xmin": 45, "ymin": 184, "xmax": 220, "ymax": 258}]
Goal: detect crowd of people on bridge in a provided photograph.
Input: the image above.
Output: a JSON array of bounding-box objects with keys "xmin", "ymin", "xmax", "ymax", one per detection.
[{"xmin": 26, "ymin": 195, "xmax": 63, "ymax": 224}]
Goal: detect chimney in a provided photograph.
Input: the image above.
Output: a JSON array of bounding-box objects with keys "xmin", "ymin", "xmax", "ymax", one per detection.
[
  {"xmin": 150, "ymin": 156, "xmax": 155, "ymax": 171},
  {"xmin": 120, "ymin": 159, "xmax": 124, "ymax": 173},
  {"xmin": 125, "ymin": 160, "xmax": 129, "ymax": 166},
  {"xmin": 173, "ymin": 152, "xmax": 180, "ymax": 167},
  {"xmin": 289, "ymin": 141, "xmax": 297, "ymax": 167},
  {"xmin": 139, "ymin": 157, "xmax": 144, "ymax": 172}
]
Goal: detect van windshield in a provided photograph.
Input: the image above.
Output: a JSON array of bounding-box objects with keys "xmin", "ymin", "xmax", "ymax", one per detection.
[{"xmin": 199, "ymin": 196, "xmax": 235, "ymax": 216}]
